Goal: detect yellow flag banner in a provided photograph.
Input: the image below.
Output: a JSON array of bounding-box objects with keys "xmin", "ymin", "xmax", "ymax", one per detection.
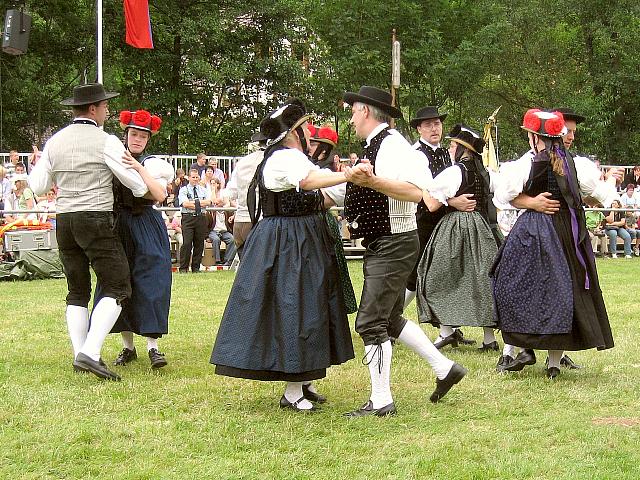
[{"xmin": 482, "ymin": 106, "xmax": 501, "ymax": 172}]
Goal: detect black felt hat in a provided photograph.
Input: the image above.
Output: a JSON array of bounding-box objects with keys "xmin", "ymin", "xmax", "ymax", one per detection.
[
  {"xmin": 259, "ymin": 98, "xmax": 311, "ymax": 147},
  {"xmin": 60, "ymin": 83, "xmax": 119, "ymax": 106},
  {"xmin": 551, "ymin": 107, "xmax": 586, "ymax": 125},
  {"xmin": 410, "ymin": 106, "xmax": 448, "ymax": 128},
  {"xmin": 343, "ymin": 86, "xmax": 401, "ymax": 118},
  {"xmin": 446, "ymin": 124, "xmax": 485, "ymax": 154}
]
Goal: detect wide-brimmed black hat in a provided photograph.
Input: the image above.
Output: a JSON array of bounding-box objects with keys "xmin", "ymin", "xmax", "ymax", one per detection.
[
  {"xmin": 410, "ymin": 106, "xmax": 447, "ymax": 128},
  {"xmin": 551, "ymin": 107, "xmax": 585, "ymax": 125},
  {"xmin": 343, "ymin": 86, "xmax": 401, "ymax": 118},
  {"xmin": 446, "ymin": 124, "xmax": 485, "ymax": 154},
  {"xmin": 250, "ymin": 131, "xmax": 268, "ymax": 143},
  {"xmin": 60, "ymin": 83, "xmax": 119, "ymax": 106},
  {"xmin": 259, "ymin": 98, "xmax": 311, "ymax": 147}
]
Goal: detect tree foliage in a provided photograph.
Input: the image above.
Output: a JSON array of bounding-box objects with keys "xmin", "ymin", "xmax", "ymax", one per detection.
[{"xmin": 1, "ymin": 0, "xmax": 639, "ymax": 163}]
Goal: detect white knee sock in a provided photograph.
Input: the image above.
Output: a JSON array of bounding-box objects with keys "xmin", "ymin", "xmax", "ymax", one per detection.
[
  {"xmin": 404, "ymin": 289, "xmax": 416, "ymax": 309},
  {"xmin": 284, "ymin": 382, "xmax": 313, "ymax": 410},
  {"xmin": 121, "ymin": 331, "xmax": 135, "ymax": 350},
  {"xmin": 66, "ymin": 305, "xmax": 89, "ymax": 358},
  {"xmin": 146, "ymin": 337, "xmax": 158, "ymax": 351},
  {"xmin": 398, "ymin": 321, "xmax": 454, "ymax": 380},
  {"xmin": 302, "ymin": 381, "xmax": 318, "ymax": 394},
  {"xmin": 502, "ymin": 343, "xmax": 516, "ymax": 357},
  {"xmin": 365, "ymin": 341, "xmax": 393, "ymax": 408},
  {"xmin": 483, "ymin": 327, "xmax": 496, "ymax": 344},
  {"xmin": 80, "ymin": 297, "xmax": 122, "ymax": 361},
  {"xmin": 439, "ymin": 325, "xmax": 455, "ymax": 338},
  {"xmin": 548, "ymin": 350, "xmax": 563, "ymax": 368}
]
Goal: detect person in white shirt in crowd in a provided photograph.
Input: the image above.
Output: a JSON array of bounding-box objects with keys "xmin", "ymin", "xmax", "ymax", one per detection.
[
  {"xmin": 37, "ymin": 188, "xmax": 57, "ymax": 227},
  {"xmin": 0, "ymin": 166, "xmax": 11, "ymax": 212},
  {"xmin": 207, "ymin": 157, "xmax": 226, "ymax": 189},
  {"xmin": 3, "ymin": 150, "xmax": 20, "ymax": 176},
  {"xmin": 177, "ymin": 169, "xmax": 212, "ymax": 273},
  {"xmin": 28, "ymin": 83, "xmax": 148, "ymax": 381},
  {"xmin": 342, "ymin": 86, "xmax": 466, "ymax": 417},
  {"xmin": 208, "ymin": 195, "xmax": 237, "ymax": 266}
]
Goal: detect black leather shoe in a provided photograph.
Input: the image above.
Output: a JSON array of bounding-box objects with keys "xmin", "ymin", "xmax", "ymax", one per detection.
[
  {"xmin": 430, "ymin": 363, "xmax": 467, "ymax": 403},
  {"xmin": 434, "ymin": 334, "xmax": 458, "ymax": 350},
  {"xmin": 279, "ymin": 395, "xmax": 317, "ymax": 412},
  {"xmin": 503, "ymin": 349, "xmax": 537, "ymax": 372},
  {"xmin": 546, "ymin": 366, "xmax": 561, "ymax": 379},
  {"xmin": 302, "ymin": 384, "xmax": 326, "ymax": 403},
  {"xmin": 148, "ymin": 348, "xmax": 168, "ymax": 369},
  {"xmin": 73, "ymin": 362, "xmax": 89, "ymax": 373},
  {"xmin": 114, "ymin": 347, "xmax": 137, "ymax": 366},
  {"xmin": 560, "ymin": 355, "xmax": 583, "ymax": 369},
  {"xmin": 495, "ymin": 354, "xmax": 514, "ymax": 372},
  {"xmin": 454, "ymin": 329, "xmax": 477, "ymax": 346},
  {"xmin": 478, "ymin": 341, "xmax": 499, "ymax": 352},
  {"xmin": 73, "ymin": 353, "xmax": 121, "ymax": 381},
  {"xmin": 345, "ymin": 400, "xmax": 396, "ymax": 418}
]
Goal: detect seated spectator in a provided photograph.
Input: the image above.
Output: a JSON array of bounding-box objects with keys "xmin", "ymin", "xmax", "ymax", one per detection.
[
  {"xmin": 190, "ymin": 152, "xmax": 208, "ymax": 178},
  {"xmin": 349, "ymin": 152, "xmax": 359, "ymax": 165},
  {"xmin": 207, "ymin": 199, "xmax": 236, "ymax": 266},
  {"xmin": 620, "ymin": 183, "xmax": 639, "ymax": 217},
  {"xmin": 206, "ymin": 157, "xmax": 226, "ymax": 188},
  {"xmin": 11, "ymin": 174, "xmax": 37, "ymax": 220},
  {"xmin": 14, "ymin": 162, "xmax": 26, "ymax": 175},
  {"xmin": 37, "ymin": 188, "xmax": 57, "ymax": 228},
  {"xmin": 162, "ymin": 210, "xmax": 183, "ymax": 259},
  {"xmin": 623, "ymin": 165, "xmax": 640, "ymax": 188},
  {"xmin": 3, "ymin": 150, "xmax": 20, "ymax": 175},
  {"xmin": 172, "ymin": 168, "xmax": 189, "ymax": 207},
  {"xmin": 201, "ymin": 166, "xmax": 220, "ymax": 199},
  {"xmin": 584, "ymin": 200, "xmax": 607, "ymax": 256},
  {"xmin": 604, "ymin": 199, "xmax": 634, "ymax": 258}
]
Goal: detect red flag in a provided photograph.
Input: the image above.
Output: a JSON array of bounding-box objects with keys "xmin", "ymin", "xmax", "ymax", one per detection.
[{"xmin": 124, "ymin": 0, "xmax": 154, "ymax": 49}]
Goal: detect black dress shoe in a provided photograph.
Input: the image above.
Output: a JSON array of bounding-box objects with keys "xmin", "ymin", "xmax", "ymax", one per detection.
[
  {"xmin": 495, "ymin": 354, "xmax": 514, "ymax": 372},
  {"xmin": 434, "ymin": 334, "xmax": 458, "ymax": 350},
  {"xmin": 502, "ymin": 349, "xmax": 537, "ymax": 372},
  {"xmin": 454, "ymin": 329, "xmax": 477, "ymax": 345},
  {"xmin": 73, "ymin": 353, "xmax": 121, "ymax": 381},
  {"xmin": 114, "ymin": 347, "xmax": 137, "ymax": 366},
  {"xmin": 546, "ymin": 366, "xmax": 561, "ymax": 379},
  {"xmin": 560, "ymin": 355, "xmax": 583, "ymax": 369},
  {"xmin": 148, "ymin": 348, "xmax": 168, "ymax": 369},
  {"xmin": 478, "ymin": 341, "xmax": 499, "ymax": 352},
  {"xmin": 302, "ymin": 384, "xmax": 326, "ymax": 403},
  {"xmin": 345, "ymin": 400, "xmax": 396, "ymax": 418},
  {"xmin": 279, "ymin": 395, "xmax": 317, "ymax": 412},
  {"xmin": 430, "ymin": 363, "xmax": 467, "ymax": 403}
]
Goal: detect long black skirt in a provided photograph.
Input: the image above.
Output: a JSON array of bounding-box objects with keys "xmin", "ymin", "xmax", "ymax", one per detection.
[
  {"xmin": 210, "ymin": 213, "xmax": 355, "ymax": 381},
  {"xmin": 491, "ymin": 209, "xmax": 613, "ymax": 351}
]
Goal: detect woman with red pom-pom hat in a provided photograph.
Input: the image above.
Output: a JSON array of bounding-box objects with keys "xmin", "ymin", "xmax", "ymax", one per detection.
[
  {"xmin": 95, "ymin": 109, "xmax": 175, "ymax": 370},
  {"xmin": 490, "ymin": 109, "xmax": 620, "ymax": 379}
]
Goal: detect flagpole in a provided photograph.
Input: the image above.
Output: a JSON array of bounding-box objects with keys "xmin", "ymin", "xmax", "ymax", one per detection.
[{"xmin": 96, "ymin": 0, "xmax": 103, "ymax": 83}]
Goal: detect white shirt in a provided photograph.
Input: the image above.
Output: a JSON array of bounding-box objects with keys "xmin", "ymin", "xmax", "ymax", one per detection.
[
  {"xmin": 494, "ymin": 150, "xmax": 619, "ymax": 208},
  {"xmin": 429, "ymin": 163, "xmax": 499, "ymax": 205},
  {"xmin": 263, "ymin": 148, "xmax": 319, "ymax": 191}
]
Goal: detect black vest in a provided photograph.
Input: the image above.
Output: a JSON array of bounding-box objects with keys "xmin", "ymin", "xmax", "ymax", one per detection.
[
  {"xmin": 344, "ymin": 128, "xmax": 392, "ymax": 241},
  {"xmin": 416, "ymin": 141, "xmax": 452, "ymax": 226},
  {"xmin": 113, "ymin": 155, "xmax": 155, "ymax": 216},
  {"xmin": 455, "ymin": 156, "xmax": 495, "ymax": 223}
]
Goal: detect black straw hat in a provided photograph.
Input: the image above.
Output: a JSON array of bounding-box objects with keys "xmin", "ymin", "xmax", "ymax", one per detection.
[
  {"xmin": 446, "ymin": 124, "xmax": 485, "ymax": 154},
  {"xmin": 60, "ymin": 83, "xmax": 119, "ymax": 106},
  {"xmin": 410, "ymin": 106, "xmax": 447, "ymax": 128},
  {"xmin": 343, "ymin": 86, "xmax": 401, "ymax": 118},
  {"xmin": 551, "ymin": 107, "xmax": 585, "ymax": 125}
]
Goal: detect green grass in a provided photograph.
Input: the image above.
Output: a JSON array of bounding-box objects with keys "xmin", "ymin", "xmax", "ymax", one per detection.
[{"xmin": 1, "ymin": 259, "xmax": 639, "ymax": 479}]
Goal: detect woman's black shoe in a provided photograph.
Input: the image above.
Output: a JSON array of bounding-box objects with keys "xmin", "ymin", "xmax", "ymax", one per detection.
[
  {"xmin": 434, "ymin": 334, "xmax": 458, "ymax": 350},
  {"xmin": 345, "ymin": 400, "xmax": 396, "ymax": 418},
  {"xmin": 546, "ymin": 366, "xmax": 561, "ymax": 379},
  {"xmin": 478, "ymin": 341, "xmax": 499, "ymax": 352},
  {"xmin": 503, "ymin": 349, "xmax": 537, "ymax": 372},
  {"xmin": 496, "ymin": 354, "xmax": 514, "ymax": 372},
  {"xmin": 148, "ymin": 348, "xmax": 168, "ymax": 369},
  {"xmin": 302, "ymin": 384, "xmax": 327, "ymax": 403},
  {"xmin": 279, "ymin": 395, "xmax": 317, "ymax": 412},
  {"xmin": 114, "ymin": 347, "xmax": 137, "ymax": 366}
]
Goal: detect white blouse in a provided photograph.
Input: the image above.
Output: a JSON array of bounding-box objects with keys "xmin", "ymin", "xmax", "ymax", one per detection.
[
  {"xmin": 262, "ymin": 148, "xmax": 319, "ymax": 192},
  {"xmin": 428, "ymin": 163, "xmax": 499, "ymax": 206},
  {"xmin": 494, "ymin": 151, "xmax": 619, "ymax": 208}
]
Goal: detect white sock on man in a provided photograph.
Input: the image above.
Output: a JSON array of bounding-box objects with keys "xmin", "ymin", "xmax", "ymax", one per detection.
[
  {"xmin": 284, "ymin": 382, "xmax": 314, "ymax": 410},
  {"xmin": 404, "ymin": 289, "xmax": 416, "ymax": 309},
  {"xmin": 548, "ymin": 349, "xmax": 563, "ymax": 368},
  {"xmin": 146, "ymin": 337, "xmax": 158, "ymax": 352},
  {"xmin": 398, "ymin": 321, "xmax": 455, "ymax": 380},
  {"xmin": 502, "ymin": 343, "xmax": 516, "ymax": 357},
  {"xmin": 121, "ymin": 331, "xmax": 135, "ymax": 350},
  {"xmin": 483, "ymin": 327, "xmax": 497, "ymax": 344},
  {"xmin": 79, "ymin": 297, "xmax": 122, "ymax": 361},
  {"xmin": 365, "ymin": 341, "xmax": 393, "ymax": 408},
  {"xmin": 66, "ymin": 305, "xmax": 89, "ymax": 358},
  {"xmin": 439, "ymin": 325, "xmax": 455, "ymax": 338}
]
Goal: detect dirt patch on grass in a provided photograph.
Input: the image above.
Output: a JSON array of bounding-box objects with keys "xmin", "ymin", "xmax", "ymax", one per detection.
[{"xmin": 592, "ymin": 417, "xmax": 640, "ymax": 427}]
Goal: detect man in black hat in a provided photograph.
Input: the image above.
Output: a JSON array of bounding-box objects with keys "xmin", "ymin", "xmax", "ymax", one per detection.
[
  {"xmin": 405, "ymin": 106, "xmax": 477, "ymax": 349},
  {"xmin": 342, "ymin": 86, "xmax": 466, "ymax": 417},
  {"xmin": 28, "ymin": 83, "xmax": 149, "ymax": 381}
]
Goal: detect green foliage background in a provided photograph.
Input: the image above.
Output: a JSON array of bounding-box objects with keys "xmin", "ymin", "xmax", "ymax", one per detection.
[{"xmin": 1, "ymin": 0, "xmax": 639, "ymax": 162}]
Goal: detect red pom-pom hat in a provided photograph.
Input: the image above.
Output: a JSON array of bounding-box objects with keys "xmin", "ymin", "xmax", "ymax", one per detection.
[
  {"xmin": 119, "ymin": 109, "xmax": 162, "ymax": 135},
  {"xmin": 521, "ymin": 109, "xmax": 566, "ymax": 138},
  {"xmin": 308, "ymin": 123, "xmax": 338, "ymax": 147}
]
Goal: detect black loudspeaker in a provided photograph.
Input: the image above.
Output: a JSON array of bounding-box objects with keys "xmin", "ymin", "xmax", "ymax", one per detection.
[{"xmin": 2, "ymin": 9, "xmax": 31, "ymax": 55}]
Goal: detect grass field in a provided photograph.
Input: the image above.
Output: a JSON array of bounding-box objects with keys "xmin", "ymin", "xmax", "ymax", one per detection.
[{"xmin": 0, "ymin": 259, "xmax": 639, "ymax": 479}]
